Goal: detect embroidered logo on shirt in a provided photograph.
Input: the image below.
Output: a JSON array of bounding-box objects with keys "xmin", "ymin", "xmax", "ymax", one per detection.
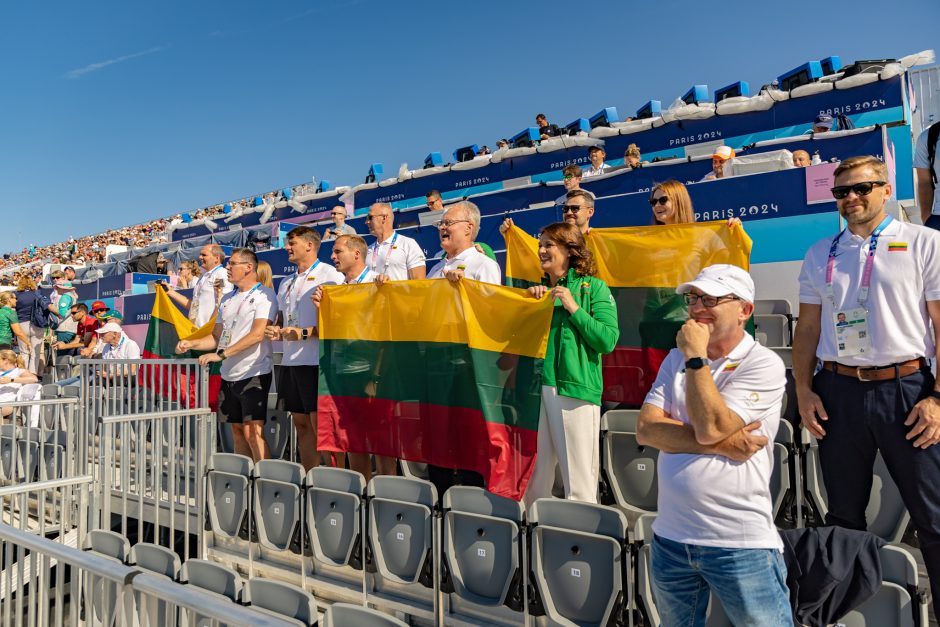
[
  {"xmin": 723, "ymin": 362, "xmax": 740, "ymax": 372},
  {"xmin": 887, "ymin": 242, "xmax": 908, "ymax": 252},
  {"xmin": 747, "ymin": 392, "xmax": 760, "ymax": 404}
]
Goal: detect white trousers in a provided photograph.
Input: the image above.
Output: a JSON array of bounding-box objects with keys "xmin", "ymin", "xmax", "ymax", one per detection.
[
  {"xmin": 524, "ymin": 385, "xmax": 600, "ymax": 507},
  {"xmin": 20, "ymin": 322, "xmax": 45, "ymax": 375}
]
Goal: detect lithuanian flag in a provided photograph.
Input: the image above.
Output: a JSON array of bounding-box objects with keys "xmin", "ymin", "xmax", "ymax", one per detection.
[
  {"xmin": 140, "ymin": 288, "xmax": 221, "ymax": 410},
  {"xmin": 504, "ymin": 222, "xmax": 752, "ymax": 406},
  {"xmin": 317, "ymin": 279, "xmax": 553, "ymax": 500}
]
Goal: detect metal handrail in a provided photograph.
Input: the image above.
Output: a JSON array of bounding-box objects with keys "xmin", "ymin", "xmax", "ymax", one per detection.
[
  {"xmin": 0, "ymin": 397, "xmax": 80, "ymax": 408},
  {"xmin": 0, "ymin": 475, "xmax": 93, "ymax": 497},
  {"xmin": 98, "ymin": 407, "xmax": 214, "ymax": 425}
]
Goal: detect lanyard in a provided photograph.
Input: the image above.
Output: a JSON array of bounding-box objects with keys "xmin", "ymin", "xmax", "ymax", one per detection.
[
  {"xmin": 369, "ymin": 232, "xmax": 399, "ymax": 275},
  {"xmin": 0, "ymin": 369, "xmax": 15, "ymax": 379},
  {"xmin": 222, "ymin": 283, "xmax": 261, "ymax": 325},
  {"xmin": 286, "ymin": 261, "xmax": 320, "ymax": 316},
  {"xmin": 352, "ymin": 268, "xmax": 370, "ymax": 284},
  {"xmin": 196, "ymin": 265, "xmax": 223, "ymax": 296},
  {"xmin": 825, "ymin": 215, "xmax": 892, "ymax": 307}
]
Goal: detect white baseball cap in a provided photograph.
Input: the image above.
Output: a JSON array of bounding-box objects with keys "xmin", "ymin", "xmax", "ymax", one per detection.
[
  {"xmin": 95, "ymin": 321, "xmax": 123, "ymax": 335},
  {"xmin": 676, "ymin": 264, "xmax": 755, "ymax": 303}
]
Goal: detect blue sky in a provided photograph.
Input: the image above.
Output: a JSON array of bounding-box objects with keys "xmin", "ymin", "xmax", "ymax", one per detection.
[{"xmin": 0, "ymin": 0, "xmax": 937, "ymax": 253}]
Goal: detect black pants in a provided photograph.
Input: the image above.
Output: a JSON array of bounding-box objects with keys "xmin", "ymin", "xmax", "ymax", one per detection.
[
  {"xmin": 813, "ymin": 366, "xmax": 940, "ymax": 617},
  {"xmin": 427, "ymin": 464, "xmax": 485, "ymax": 499}
]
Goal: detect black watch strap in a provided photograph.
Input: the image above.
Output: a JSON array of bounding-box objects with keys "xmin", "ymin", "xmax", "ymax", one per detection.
[
  {"xmin": 929, "ymin": 390, "xmax": 940, "ymax": 402},
  {"xmin": 684, "ymin": 357, "xmax": 710, "ymax": 371}
]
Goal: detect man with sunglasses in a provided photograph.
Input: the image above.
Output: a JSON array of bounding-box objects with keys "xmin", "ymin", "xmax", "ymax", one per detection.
[
  {"xmin": 561, "ymin": 190, "xmax": 595, "ymax": 235},
  {"xmin": 637, "ymin": 264, "xmax": 790, "ymax": 626},
  {"xmin": 323, "ymin": 206, "xmax": 356, "ymax": 241},
  {"xmin": 554, "ymin": 164, "xmax": 595, "ymax": 207},
  {"xmin": 364, "ymin": 203, "xmax": 426, "ymax": 285},
  {"xmin": 52, "ymin": 303, "xmax": 99, "ymax": 357},
  {"xmin": 793, "ymin": 155, "xmax": 940, "ymax": 617}
]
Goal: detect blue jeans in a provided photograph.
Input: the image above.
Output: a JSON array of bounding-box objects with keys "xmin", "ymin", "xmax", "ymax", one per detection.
[{"xmin": 651, "ymin": 534, "xmax": 791, "ymax": 627}]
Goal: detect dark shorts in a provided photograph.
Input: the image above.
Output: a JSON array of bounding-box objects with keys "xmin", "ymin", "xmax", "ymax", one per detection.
[
  {"xmin": 276, "ymin": 365, "xmax": 319, "ymax": 414},
  {"xmin": 218, "ymin": 373, "xmax": 272, "ymax": 424}
]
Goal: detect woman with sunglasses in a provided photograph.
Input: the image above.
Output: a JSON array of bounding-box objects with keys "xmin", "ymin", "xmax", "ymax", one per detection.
[
  {"xmin": 524, "ymin": 222, "xmax": 619, "ymax": 505},
  {"xmin": 176, "ymin": 260, "xmax": 200, "ymax": 290}
]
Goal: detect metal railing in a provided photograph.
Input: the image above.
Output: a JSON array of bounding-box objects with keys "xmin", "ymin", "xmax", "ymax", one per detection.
[
  {"xmin": 80, "ymin": 358, "xmax": 213, "ymax": 559},
  {"xmin": 0, "ymin": 521, "xmax": 298, "ymax": 627}
]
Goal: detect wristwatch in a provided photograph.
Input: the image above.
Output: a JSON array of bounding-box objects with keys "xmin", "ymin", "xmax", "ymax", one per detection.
[
  {"xmin": 684, "ymin": 357, "xmax": 710, "ymax": 371},
  {"xmin": 301, "ymin": 327, "xmax": 309, "ymax": 340},
  {"xmin": 929, "ymin": 391, "xmax": 940, "ymax": 402},
  {"xmin": 216, "ymin": 349, "xmax": 227, "ymax": 360}
]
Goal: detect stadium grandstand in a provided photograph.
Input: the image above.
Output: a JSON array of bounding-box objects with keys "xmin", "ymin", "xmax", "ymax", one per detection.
[{"xmin": 1, "ymin": 47, "xmax": 939, "ymax": 627}]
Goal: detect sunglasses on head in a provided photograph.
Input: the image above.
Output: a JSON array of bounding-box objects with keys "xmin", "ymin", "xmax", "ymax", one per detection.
[
  {"xmin": 649, "ymin": 196, "xmax": 669, "ymax": 206},
  {"xmin": 830, "ymin": 181, "xmax": 887, "ymax": 200}
]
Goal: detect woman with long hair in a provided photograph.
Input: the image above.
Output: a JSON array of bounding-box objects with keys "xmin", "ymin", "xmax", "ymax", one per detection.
[
  {"xmin": 176, "ymin": 260, "xmax": 200, "ymax": 290},
  {"xmin": 0, "ymin": 348, "xmax": 37, "ymax": 417},
  {"xmin": 649, "ymin": 179, "xmax": 696, "ymax": 225},
  {"xmin": 13, "ymin": 275, "xmax": 45, "ymax": 373},
  {"xmin": 0, "ymin": 292, "xmax": 31, "ymax": 357},
  {"xmin": 524, "ymin": 222, "xmax": 619, "ymax": 505}
]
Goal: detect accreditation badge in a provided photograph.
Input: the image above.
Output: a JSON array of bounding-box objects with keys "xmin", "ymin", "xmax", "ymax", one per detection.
[
  {"xmin": 219, "ymin": 326, "xmax": 233, "ymax": 350},
  {"xmin": 833, "ymin": 307, "xmax": 872, "ymax": 357}
]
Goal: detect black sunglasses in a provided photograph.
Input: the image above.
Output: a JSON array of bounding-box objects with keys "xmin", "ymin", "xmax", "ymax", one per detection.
[
  {"xmin": 562, "ymin": 204, "xmax": 581, "ymax": 214},
  {"xmin": 830, "ymin": 181, "xmax": 887, "ymax": 200},
  {"xmin": 649, "ymin": 196, "xmax": 669, "ymax": 207}
]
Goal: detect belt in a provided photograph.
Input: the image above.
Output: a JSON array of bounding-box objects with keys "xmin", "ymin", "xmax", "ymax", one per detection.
[{"xmin": 823, "ymin": 357, "xmax": 928, "ymax": 382}]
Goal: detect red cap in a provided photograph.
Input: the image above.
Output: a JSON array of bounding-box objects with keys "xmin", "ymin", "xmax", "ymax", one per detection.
[{"xmin": 91, "ymin": 300, "xmax": 107, "ymax": 312}]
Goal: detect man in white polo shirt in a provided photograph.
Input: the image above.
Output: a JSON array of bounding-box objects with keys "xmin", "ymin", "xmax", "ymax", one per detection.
[
  {"xmin": 793, "ymin": 154, "xmax": 940, "ymax": 617},
  {"xmin": 177, "ymin": 248, "xmax": 277, "ymax": 463},
  {"xmin": 637, "ymin": 264, "xmax": 790, "ymax": 626},
  {"xmin": 164, "ymin": 244, "xmax": 232, "ymax": 327},
  {"xmin": 427, "ymin": 201, "xmax": 500, "ymax": 284},
  {"xmin": 314, "ymin": 235, "xmax": 394, "ymax": 481},
  {"xmin": 265, "ymin": 226, "xmax": 343, "ymax": 471},
  {"xmin": 364, "ymin": 202, "xmax": 426, "ymax": 284},
  {"xmin": 97, "ymin": 320, "xmax": 142, "ymax": 380},
  {"xmin": 914, "ymin": 123, "xmax": 940, "ymax": 230}
]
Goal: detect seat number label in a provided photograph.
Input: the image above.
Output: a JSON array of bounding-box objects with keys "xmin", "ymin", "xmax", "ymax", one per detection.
[
  {"xmin": 330, "ymin": 518, "xmax": 337, "ymax": 526},
  {"xmin": 571, "ymin": 568, "xmax": 581, "ymax": 578},
  {"xmin": 396, "ymin": 532, "xmax": 405, "ymax": 541},
  {"xmin": 273, "ymin": 506, "xmax": 280, "ymax": 516},
  {"xmin": 637, "ymin": 463, "xmax": 646, "ymax": 471},
  {"xmin": 477, "ymin": 548, "xmax": 486, "ymax": 557}
]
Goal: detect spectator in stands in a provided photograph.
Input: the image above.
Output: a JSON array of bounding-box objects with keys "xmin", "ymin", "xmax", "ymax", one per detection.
[
  {"xmin": 428, "ymin": 202, "xmax": 499, "ymax": 284},
  {"xmin": 914, "ymin": 123, "xmax": 940, "ymax": 229},
  {"xmin": 163, "ymin": 244, "xmax": 231, "ymax": 327},
  {"xmin": 51, "ymin": 277, "xmax": 79, "ymax": 349},
  {"xmin": 477, "ymin": 145, "xmax": 491, "ymax": 156},
  {"xmin": 496, "ymin": 139, "xmax": 510, "ymax": 150},
  {"xmin": 701, "ymin": 146, "xmax": 735, "ymax": 181},
  {"xmin": 323, "ymin": 206, "xmax": 356, "ymax": 241},
  {"xmin": 176, "ymin": 260, "xmax": 200, "ymax": 290},
  {"xmin": 425, "ymin": 190, "xmax": 444, "ymax": 212},
  {"xmin": 637, "ymin": 264, "xmax": 790, "ymax": 626},
  {"xmin": 583, "ymin": 146, "xmax": 609, "ymax": 178},
  {"xmin": 562, "ymin": 190, "xmax": 595, "ymax": 235},
  {"xmin": 0, "ymin": 292, "xmax": 29, "ymax": 355},
  {"xmin": 812, "ymin": 113, "xmax": 834, "ymax": 133},
  {"xmin": 63, "ymin": 266, "xmax": 76, "ymax": 281},
  {"xmin": 177, "ymin": 248, "xmax": 277, "ymax": 463},
  {"xmin": 554, "ymin": 164, "xmax": 596, "ymax": 206},
  {"xmin": 622, "ymin": 144, "xmax": 641, "ymax": 169},
  {"xmin": 95, "ymin": 321, "xmax": 141, "ymax": 382},
  {"xmin": 523, "ymin": 222, "xmax": 618, "ymax": 505},
  {"xmin": 14, "ymin": 275, "xmax": 45, "ymax": 374},
  {"xmin": 426, "ymin": 201, "xmax": 501, "ymax": 494},
  {"xmin": 650, "ymin": 180, "xmax": 695, "ymax": 225},
  {"xmin": 313, "ymin": 234, "xmax": 389, "ymax": 480},
  {"xmin": 535, "ymin": 113, "xmax": 560, "ymax": 139},
  {"xmin": 792, "ymin": 149, "xmax": 812, "ymax": 167},
  {"xmin": 53, "ymin": 303, "xmax": 99, "ymax": 357},
  {"xmin": 793, "ymin": 155, "xmax": 940, "ymax": 618},
  {"xmin": 256, "ymin": 261, "xmax": 274, "ymax": 289},
  {"xmin": 365, "ymin": 203, "xmax": 426, "ymax": 285},
  {"xmin": 266, "ymin": 226, "xmax": 344, "ymax": 471},
  {"xmin": 0, "ymin": 349, "xmax": 38, "ymax": 417}
]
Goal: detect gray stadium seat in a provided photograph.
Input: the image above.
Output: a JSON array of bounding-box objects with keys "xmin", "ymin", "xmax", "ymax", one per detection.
[
  {"xmin": 770, "ymin": 443, "xmax": 791, "ymax": 519},
  {"xmin": 41, "ymin": 429, "xmax": 67, "ymax": 480},
  {"xmin": 529, "ymin": 498, "xmax": 628, "ymax": 626},
  {"xmin": 400, "ymin": 460, "xmax": 430, "ymax": 481},
  {"xmin": 205, "ymin": 453, "xmax": 253, "ymax": 540},
  {"xmin": 442, "ymin": 486, "xmax": 524, "ymax": 611},
  {"xmin": 252, "ymin": 459, "xmax": 304, "ymax": 553},
  {"xmin": 804, "ymin": 441, "xmax": 909, "ymax": 543},
  {"xmin": 129, "ymin": 542, "xmax": 181, "ymax": 627},
  {"xmin": 837, "ymin": 546, "xmax": 924, "ymax": 627},
  {"xmin": 305, "ymin": 466, "xmax": 365, "ymax": 568},
  {"xmin": 264, "ymin": 409, "xmax": 292, "ymax": 461},
  {"xmin": 602, "ymin": 423, "xmax": 659, "ymax": 520},
  {"xmin": 323, "ymin": 603, "xmax": 409, "ymax": 626},
  {"xmin": 180, "ymin": 559, "xmax": 243, "ymax": 627},
  {"xmin": 0, "ymin": 424, "xmax": 18, "ymax": 480},
  {"xmin": 602, "ymin": 409, "xmax": 641, "ymax": 433},
  {"xmin": 83, "ymin": 530, "xmax": 131, "ymax": 627},
  {"xmin": 367, "ymin": 475, "xmax": 437, "ymax": 585},
  {"xmin": 245, "ymin": 578, "xmax": 318, "ymax": 626},
  {"xmin": 634, "ymin": 514, "xmax": 661, "ymax": 626},
  {"xmin": 15, "ymin": 426, "xmax": 43, "ymax": 482}
]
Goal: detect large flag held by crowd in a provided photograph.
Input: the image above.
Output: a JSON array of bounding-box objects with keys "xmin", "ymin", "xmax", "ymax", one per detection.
[
  {"xmin": 317, "ymin": 279, "xmax": 554, "ymax": 500},
  {"xmin": 139, "ymin": 288, "xmax": 222, "ymax": 410},
  {"xmin": 504, "ymin": 222, "xmax": 753, "ymax": 405}
]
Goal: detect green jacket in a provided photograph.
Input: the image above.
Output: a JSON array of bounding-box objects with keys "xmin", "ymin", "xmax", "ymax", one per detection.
[{"xmin": 542, "ymin": 269, "xmax": 619, "ymax": 405}]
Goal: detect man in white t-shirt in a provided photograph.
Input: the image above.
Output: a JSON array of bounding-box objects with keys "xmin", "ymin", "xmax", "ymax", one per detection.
[
  {"xmin": 914, "ymin": 123, "xmax": 940, "ymax": 229},
  {"xmin": 582, "ymin": 145, "xmax": 608, "ymax": 178},
  {"xmin": 265, "ymin": 226, "xmax": 343, "ymax": 470},
  {"xmin": 313, "ymin": 234, "xmax": 392, "ymax": 481},
  {"xmin": 637, "ymin": 264, "xmax": 790, "ymax": 626},
  {"xmin": 177, "ymin": 248, "xmax": 277, "ymax": 463},
  {"xmin": 427, "ymin": 201, "xmax": 500, "ymax": 284},
  {"xmin": 164, "ymin": 244, "xmax": 232, "ymax": 327},
  {"xmin": 364, "ymin": 202, "xmax": 426, "ymax": 284}
]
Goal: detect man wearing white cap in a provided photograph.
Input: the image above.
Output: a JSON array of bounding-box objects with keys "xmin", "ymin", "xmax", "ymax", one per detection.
[
  {"xmin": 701, "ymin": 146, "xmax": 735, "ymax": 181},
  {"xmin": 637, "ymin": 263, "xmax": 790, "ymax": 625},
  {"xmin": 97, "ymin": 321, "xmax": 142, "ymax": 378}
]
